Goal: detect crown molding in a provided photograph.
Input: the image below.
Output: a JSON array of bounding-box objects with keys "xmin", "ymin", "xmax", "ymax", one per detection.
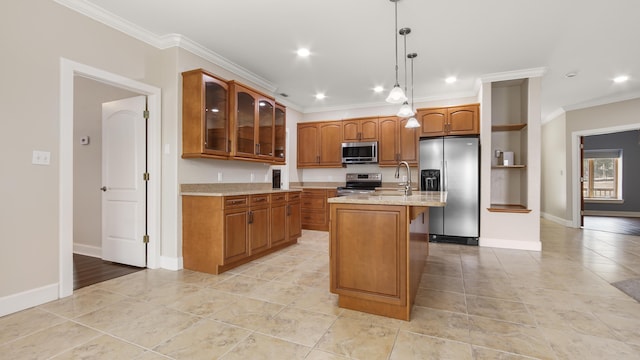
[
  {"xmin": 172, "ymin": 35, "xmax": 277, "ymax": 93},
  {"xmin": 542, "ymin": 108, "xmax": 566, "ymax": 124},
  {"xmin": 563, "ymin": 91, "xmax": 640, "ymax": 113},
  {"xmin": 53, "ymin": 0, "xmax": 277, "ymax": 94},
  {"xmin": 479, "ymin": 67, "xmax": 547, "ymax": 83}
]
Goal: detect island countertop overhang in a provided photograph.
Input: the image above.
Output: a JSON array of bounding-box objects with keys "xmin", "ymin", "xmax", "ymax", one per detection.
[{"xmin": 328, "ymin": 191, "xmax": 447, "ymax": 207}]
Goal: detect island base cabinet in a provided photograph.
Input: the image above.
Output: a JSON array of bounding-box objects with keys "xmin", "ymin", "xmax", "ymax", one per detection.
[{"xmin": 329, "ymin": 203, "xmax": 429, "ymax": 320}]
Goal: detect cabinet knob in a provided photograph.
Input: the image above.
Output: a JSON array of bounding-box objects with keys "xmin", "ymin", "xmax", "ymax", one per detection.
[{"xmin": 100, "ymin": 186, "xmax": 107, "ymax": 192}]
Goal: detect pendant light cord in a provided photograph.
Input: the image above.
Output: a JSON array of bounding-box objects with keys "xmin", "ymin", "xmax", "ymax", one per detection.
[
  {"xmin": 394, "ymin": 1, "xmax": 399, "ymax": 87},
  {"xmin": 403, "ymin": 32, "xmax": 408, "ymax": 93},
  {"xmin": 410, "ymin": 55, "xmax": 415, "ymax": 109}
]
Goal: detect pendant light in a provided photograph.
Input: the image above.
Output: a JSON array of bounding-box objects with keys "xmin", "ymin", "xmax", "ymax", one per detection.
[
  {"xmin": 405, "ymin": 53, "xmax": 421, "ymax": 128},
  {"xmin": 396, "ymin": 27, "xmax": 415, "ymax": 117},
  {"xmin": 386, "ymin": 0, "xmax": 407, "ymax": 104}
]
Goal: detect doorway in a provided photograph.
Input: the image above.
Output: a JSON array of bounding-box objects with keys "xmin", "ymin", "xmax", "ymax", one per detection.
[
  {"xmin": 59, "ymin": 58, "xmax": 162, "ymax": 298},
  {"xmin": 73, "ymin": 79, "xmax": 147, "ymax": 287},
  {"xmin": 572, "ymin": 126, "xmax": 640, "ymax": 230}
]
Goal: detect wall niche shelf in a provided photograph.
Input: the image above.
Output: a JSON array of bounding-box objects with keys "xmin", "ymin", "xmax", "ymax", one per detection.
[
  {"xmin": 487, "ymin": 204, "xmax": 531, "ymax": 213},
  {"xmin": 491, "ymin": 123, "xmax": 527, "ymax": 132},
  {"xmin": 491, "ymin": 165, "xmax": 526, "ymax": 169}
]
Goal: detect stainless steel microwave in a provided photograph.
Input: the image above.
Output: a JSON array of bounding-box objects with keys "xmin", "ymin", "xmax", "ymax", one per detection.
[{"xmin": 341, "ymin": 141, "xmax": 378, "ymax": 164}]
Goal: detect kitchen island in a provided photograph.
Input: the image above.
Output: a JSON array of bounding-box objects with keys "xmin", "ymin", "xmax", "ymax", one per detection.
[{"xmin": 328, "ymin": 191, "xmax": 447, "ymax": 320}]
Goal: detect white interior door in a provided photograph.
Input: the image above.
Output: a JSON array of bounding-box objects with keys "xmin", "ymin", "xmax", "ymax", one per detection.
[{"xmin": 102, "ymin": 96, "xmax": 147, "ymax": 267}]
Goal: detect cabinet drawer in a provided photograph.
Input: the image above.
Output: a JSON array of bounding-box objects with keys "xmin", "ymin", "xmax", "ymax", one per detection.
[
  {"xmin": 224, "ymin": 196, "xmax": 248, "ymax": 209},
  {"xmin": 250, "ymin": 194, "xmax": 270, "ymax": 206},
  {"xmin": 301, "ymin": 210, "xmax": 326, "ymax": 225},
  {"xmin": 301, "ymin": 197, "xmax": 325, "ymax": 210},
  {"xmin": 271, "ymin": 193, "xmax": 287, "ymax": 204},
  {"xmin": 287, "ymin": 192, "xmax": 301, "ymax": 202}
]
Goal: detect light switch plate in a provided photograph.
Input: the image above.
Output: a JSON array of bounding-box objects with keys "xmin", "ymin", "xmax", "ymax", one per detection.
[{"xmin": 32, "ymin": 150, "xmax": 51, "ymax": 165}]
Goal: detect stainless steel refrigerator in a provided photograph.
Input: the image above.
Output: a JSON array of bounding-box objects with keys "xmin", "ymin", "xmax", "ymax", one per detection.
[{"xmin": 419, "ymin": 136, "xmax": 479, "ymax": 245}]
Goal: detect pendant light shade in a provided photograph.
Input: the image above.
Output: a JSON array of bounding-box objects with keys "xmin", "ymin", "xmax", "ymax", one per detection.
[
  {"xmin": 386, "ymin": 0, "xmax": 407, "ymax": 104},
  {"xmin": 397, "ymin": 101, "xmax": 415, "ymax": 117},
  {"xmin": 386, "ymin": 85, "xmax": 407, "ymax": 103},
  {"xmin": 405, "ymin": 117, "xmax": 420, "ymax": 128}
]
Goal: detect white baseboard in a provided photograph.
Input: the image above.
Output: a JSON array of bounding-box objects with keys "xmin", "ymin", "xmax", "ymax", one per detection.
[
  {"xmin": 541, "ymin": 212, "xmax": 573, "ymax": 227},
  {"xmin": 0, "ymin": 283, "xmax": 59, "ymax": 317},
  {"xmin": 73, "ymin": 243, "xmax": 101, "ymax": 258},
  {"xmin": 583, "ymin": 210, "xmax": 640, "ymax": 218},
  {"xmin": 480, "ymin": 237, "xmax": 542, "ymax": 251},
  {"xmin": 160, "ymin": 256, "xmax": 183, "ymax": 271}
]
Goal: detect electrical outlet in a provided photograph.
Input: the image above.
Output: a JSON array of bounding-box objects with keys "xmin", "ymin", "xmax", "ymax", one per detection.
[
  {"xmin": 32, "ymin": 150, "xmax": 51, "ymax": 165},
  {"xmin": 250, "ymin": 173, "xmax": 255, "ymax": 182},
  {"xmin": 217, "ymin": 172, "xmax": 223, "ymax": 182}
]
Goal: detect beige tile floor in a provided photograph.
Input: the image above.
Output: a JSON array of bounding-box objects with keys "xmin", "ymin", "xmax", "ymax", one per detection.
[{"xmin": 2, "ymin": 219, "xmax": 640, "ymax": 359}]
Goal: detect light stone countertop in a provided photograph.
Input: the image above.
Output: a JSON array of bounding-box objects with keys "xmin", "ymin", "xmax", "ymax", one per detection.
[
  {"xmin": 328, "ymin": 191, "xmax": 447, "ymax": 207},
  {"xmin": 180, "ymin": 183, "xmax": 301, "ymax": 197},
  {"xmin": 289, "ymin": 182, "xmax": 342, "ymax": 189}
]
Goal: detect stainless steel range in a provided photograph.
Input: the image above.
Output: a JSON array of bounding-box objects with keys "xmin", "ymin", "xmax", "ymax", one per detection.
[{"xmin": 336, "ymin": 173, "xmax": 382, "ymax": 196}]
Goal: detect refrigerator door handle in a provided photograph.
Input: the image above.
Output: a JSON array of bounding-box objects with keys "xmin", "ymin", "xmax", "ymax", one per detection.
[{"xmin": 443, "ymin": 160, "xmax": 448, "ymax": 191}]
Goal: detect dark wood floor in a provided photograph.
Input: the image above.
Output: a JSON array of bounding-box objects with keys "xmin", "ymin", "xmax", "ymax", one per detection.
[
  {"xmin": 73, "ymin": 254, "xmax": 144, "ymax": 290},
  {"xmin": 583, "ymin": 216, "xmax": 640, "ymax": 236}
]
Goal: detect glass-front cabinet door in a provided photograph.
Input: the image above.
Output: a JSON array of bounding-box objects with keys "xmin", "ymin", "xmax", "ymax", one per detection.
[
  {"xmin": 257, "ymin": 99, "xmax": 274, "ymax": 157},
  {"xmin": 181, "ymin": 69, "xmax": 230, "ymax": 158},
  {"xmin": 231, "ymin": 82, "xmax": 276, "ymax": 161},
  {"xmin": 235, "ymin": 90, "xmax": 256, "ymax": 156},
  {"xmin": 274, "ymin": 104, "xmax": 286, "ymax": 162},
  {"xmin": 204, "ymin": 75, "xmax": 228, "ymax": 153}
]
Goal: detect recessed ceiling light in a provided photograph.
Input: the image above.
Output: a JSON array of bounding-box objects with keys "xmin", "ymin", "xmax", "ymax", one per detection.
[
  {"xmin": 614, "ymin": 75, "xmax": 629, "ymax": 83},
  {"xmin": 315, "ymin": 93, "xmax": 326, "ymax": 100},
  {"xmin": 297, "ymin": 48, "xmax": 311, "ymax": 57},
  {"xmin": 373, "ymin": 86, "xmax": 384, "ymax": 93},
  {"xmin": 445, "ymin": 76, "xmax": 457, "ymax": 84}
]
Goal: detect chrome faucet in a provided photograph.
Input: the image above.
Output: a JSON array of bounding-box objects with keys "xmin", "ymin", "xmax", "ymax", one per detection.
[{"xmin": 394, "ymin": 161, "xmax": 412, "ymax": 195}]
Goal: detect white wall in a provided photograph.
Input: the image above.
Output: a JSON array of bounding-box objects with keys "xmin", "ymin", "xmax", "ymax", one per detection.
[
  {"xmin": 541, "ymin": 113, "xmax": 567, "ymax": 224},
  {"xmin": 73, "ymin": 77, "xmax": 137, "ymax": 256},
  {"xmin": 0, "ymin": 0, "xmax": 170, "ymax": 304}
]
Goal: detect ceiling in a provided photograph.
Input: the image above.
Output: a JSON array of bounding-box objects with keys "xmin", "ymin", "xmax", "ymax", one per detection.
[{"xmin": 61, "ymin": 0, "xmax": 640, "ymax": 120}]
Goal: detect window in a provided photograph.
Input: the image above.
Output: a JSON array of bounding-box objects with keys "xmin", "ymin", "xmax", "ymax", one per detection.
[{"xmin": 582, "ymin": 149, "xmax": 623, "ymax": 201}]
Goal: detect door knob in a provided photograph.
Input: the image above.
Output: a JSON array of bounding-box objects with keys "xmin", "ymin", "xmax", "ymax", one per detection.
[{"xmin": 100, "ymin": 186, "xmax": 107, "ymax": 192}]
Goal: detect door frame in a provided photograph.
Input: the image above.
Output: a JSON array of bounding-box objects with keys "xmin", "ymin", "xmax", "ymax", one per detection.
[
  {"xmin": 571, "ymin": 122, "xmax": 640, "ymax": 228},
  {"xmin": 59, "ymin": 58, "xmax": 162, "ymax": 298}
]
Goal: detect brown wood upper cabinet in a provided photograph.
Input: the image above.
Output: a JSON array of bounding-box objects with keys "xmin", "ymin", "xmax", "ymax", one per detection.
[
  {"xmin": 417, "ymin": 104, "xmax": 479, "ymax": 137},
  {"xmin": 182, "ymin": 69, "xmax": 230, "ymax": 159},
  {"xmin": 297, "ymin": 121, "xmax": 343, "ymax": 168},
  {"xmin": 230, "ymin": 81, "xmax": 275, "ymax": 161},
  {"xmin": 342, "ymin": 117, "xmax": 378, "ymax": 142},
  {"xmin": 378, "ymin": 116, "xmax": 418, "ymax": 166},
  {"xmin": 181, "ymin": 69, "xmax": 285, "ymax": 164}
]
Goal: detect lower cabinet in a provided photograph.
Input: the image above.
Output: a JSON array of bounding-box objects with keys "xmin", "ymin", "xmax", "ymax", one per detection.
[
  {"xmin": 301, "ymin": 188, "xmax": 337, "ymax": 231},
  {"xmin": 249, "ymin": 195, "xmax": 270, "ymax": 253},
  {"xmin": 287, "ymin": 192, "xmax": 302, "ymax": 240},
  {"xmin": 182, "ymin": 191, "xmax": 302, "ymax": 274},
  {"xmin": 271, "ymin": 192, "xmax": 301, "ymax": 247}
]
